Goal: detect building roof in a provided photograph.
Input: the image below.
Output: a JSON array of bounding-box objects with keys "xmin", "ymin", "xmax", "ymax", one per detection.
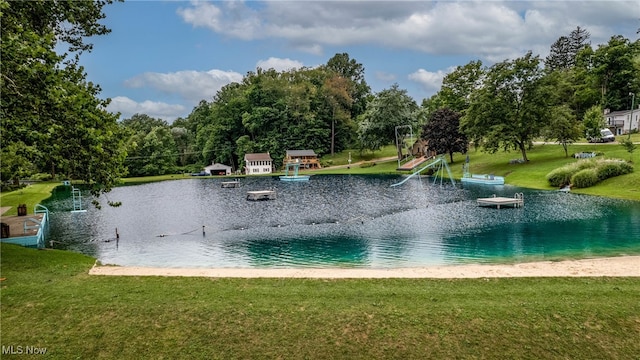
[
  {"xmin": 244, "ymin": 153, "xmax": 272, "ymax": 161},
  {"xmin": 204, "ymin": 163, "xmax": 231, "ymax": 170},
  {"xmin": 605, "ymin": 107, "xmax": 639, "ymax": 117},
  {"xmin": 286, "ymin": 150, "xmax": 317, "ymax": 157}
]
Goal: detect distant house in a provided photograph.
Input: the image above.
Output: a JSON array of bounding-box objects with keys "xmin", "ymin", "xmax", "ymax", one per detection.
[
  {"xmin": 204, "ymin": 163, "xmax": 232, "ymax": 176},
  {"xmin": 604, "ymin": 107, "xmax": 639, "ymax": 135},
  {"xmin": 411, "ymin": 139, "xmax": 436, "ymax": 158},
  {"xmin": 244, "ymin": 153, "xmax": 273, "ymax": 175},
  {"xmin": 283, "ymin": 150, "xmax": 321, "ymax": 169}
]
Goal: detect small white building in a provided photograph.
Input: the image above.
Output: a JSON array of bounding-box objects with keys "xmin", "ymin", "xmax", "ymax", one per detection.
[
  {"xmin": 203, "ymin": 163, "xmax": 232, "ymax": 176},
  {"xmin": 604, "ymin": 107, "xmax": 639, "ymax": 136},
  {"xmin": 244, "ymin": 153, "xmax": 273, "ymax": 175}
]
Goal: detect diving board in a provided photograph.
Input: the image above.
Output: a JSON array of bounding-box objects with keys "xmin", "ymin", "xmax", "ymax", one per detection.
[
  {"xmin": 397, "ymin": 156, "xmax": 431, "ymax": 171},
  {"xmin": 391, "ymin": 156, "xmax": 455, "ymax": 187}
]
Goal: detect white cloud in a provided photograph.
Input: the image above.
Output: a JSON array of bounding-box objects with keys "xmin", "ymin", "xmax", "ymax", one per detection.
[
  {"xmin": 107, "ymin": 96, "xmax": 186, "ymax": 122},
  {"xmin": 177, "ymin": 1, "xmax": 261, "ymax": 40},
  {"xmin": 124, "ymin": 69, "xmax": 244, "ymax": 104},
  {"xmin": 177, "ymin": 1, "xmax": 639, "ymax": 64},
  {"xmin": 408, "ymin": 68, "xmax": 450, "ymax": 93},
  {"xmin": 256, "ymin": 57, "xmax": 304, "ymax": 72}
]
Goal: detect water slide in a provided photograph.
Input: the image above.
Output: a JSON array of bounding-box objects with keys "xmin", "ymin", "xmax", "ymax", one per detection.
[{"xmin": 390, "ymin": 156, "xmax": 455, "ymax": 187}]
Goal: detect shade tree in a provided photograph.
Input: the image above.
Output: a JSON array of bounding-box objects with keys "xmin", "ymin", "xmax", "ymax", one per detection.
[
  {"xmin": 357, "ymin": 84, "xmax": 419, "ymax": 159},
  {"xmin": 420, "ymin": 108, "xmax": 468, "ymax": 163},
  {"xmin": 461, "ymin": 52, "xmax": 551, "ymax": 162}
]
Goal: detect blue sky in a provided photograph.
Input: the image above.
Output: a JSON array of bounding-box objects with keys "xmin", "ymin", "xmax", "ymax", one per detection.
[{"xmin": 78, "ymin": 1, "xmax": 640, "ymax": 122}]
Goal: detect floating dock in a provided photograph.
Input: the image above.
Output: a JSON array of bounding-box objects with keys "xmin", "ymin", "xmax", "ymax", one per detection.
[
  {"xmin": 477, "ymin": 193, "xmax": 524, "ymax": 209},
  {"xmin": 461, "ymin": 174, "xmax": 505, "ymax": 185},
  {"xmin": 221, "ymin": 180, "xmax": 240, "ymax": 188},
  {"xmin": 246, "ymin": 190, "xmax": 277, "ymax": 201}
]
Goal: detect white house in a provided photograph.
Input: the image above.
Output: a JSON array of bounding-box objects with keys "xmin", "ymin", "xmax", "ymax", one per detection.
[
  {"xmin": 203, "ymin": 163, "xmax": 232, "ymax": 176},
  {"xmin": 604, "ymin": 107, "xmax": 639, "ymax": 136},
  {"xmin": 244, "ymin": 153, "xmax": 273, "ymax": 175}
]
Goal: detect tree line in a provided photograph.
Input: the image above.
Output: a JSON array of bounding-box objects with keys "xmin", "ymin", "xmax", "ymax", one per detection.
[{"xmin": 2, "ymin": 1, "xmax": 639, "ymax": 197}]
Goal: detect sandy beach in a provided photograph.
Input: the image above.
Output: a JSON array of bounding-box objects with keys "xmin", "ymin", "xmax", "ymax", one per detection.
[{"xmin": 89, "ymin": 255, "xmax": 640, "ymax": 278}]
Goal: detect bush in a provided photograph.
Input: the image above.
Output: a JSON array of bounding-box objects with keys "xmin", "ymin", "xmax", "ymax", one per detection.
[
  {"xmin": 547, "ymin": 158, "xmax": 634, "ymax": 189},
  {"xmin": 595, "ymin": 160, "xmax": 633, "ymax": 181},
  {"xmin": 546, "ymin": 167, "xmax": 574, "ymax": 187},
  {"xmin": 571, "ymin": 168, "xmax": 599, "ymax": 188}
]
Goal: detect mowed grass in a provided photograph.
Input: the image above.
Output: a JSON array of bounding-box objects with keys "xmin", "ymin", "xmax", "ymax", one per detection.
[
  {"xmin": 446, "ymin": 141, "xmax": 640, "ymax": 200},
  {"xmin": 315, "ymin": 140, "xmax": 640, "ymax": 200},
  {"xmin": 0, "ymin": 182, "xmax": 59, "ymax": 216},
  {"xmin": 1, "ymin": 244, "xmax": 639, "ymax": 359}
]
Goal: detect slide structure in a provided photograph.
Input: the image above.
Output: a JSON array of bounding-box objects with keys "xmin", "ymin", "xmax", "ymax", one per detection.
[{"xmin": 390, "ymin": 156, "xmax": 455, "ymax": 187}]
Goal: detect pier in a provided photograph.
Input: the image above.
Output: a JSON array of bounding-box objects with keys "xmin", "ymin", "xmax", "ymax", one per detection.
[
  {"xmin": 221, "ymin": 180, "xmax": 240, "ymax": 188},
  {"xmin": 246, "ymin": 190, "xmax": 277, "ymax": 201},
  {"xmin": 477, "ymin": 193, "xmax": 524, "ymax": 209}
]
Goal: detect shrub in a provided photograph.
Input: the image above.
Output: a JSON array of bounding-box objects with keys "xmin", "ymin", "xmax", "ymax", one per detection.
[
  {"xmin": 546, "ymin": 167, "xmax": 574, "ymax": 187},
  {"xmin": 571, "ymin": 168, "xmax": 599, "ymax": 188},
  {"xmin": 547, "ymin": 158, "xmax": 634, "ymax": 188},
  {"xmin": 594, "ymin": 160, "xmax": 633, "ymax": 180}
]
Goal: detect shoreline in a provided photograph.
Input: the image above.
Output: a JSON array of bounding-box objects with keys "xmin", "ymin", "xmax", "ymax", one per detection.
[{"xmin": 89, "ymin": 255, "xmax": 640, "ymax": 278}]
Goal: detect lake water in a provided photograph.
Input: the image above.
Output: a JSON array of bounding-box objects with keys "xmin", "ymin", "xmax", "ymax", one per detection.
[{"xmin": 43, "ymin": 175, "xmax": 640, "ymax": 268}]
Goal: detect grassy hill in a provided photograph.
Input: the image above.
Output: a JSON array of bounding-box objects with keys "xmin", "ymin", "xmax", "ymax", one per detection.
[{"xmin": 318, "ymin": 137, "xmax": 640, "ymax": 201}]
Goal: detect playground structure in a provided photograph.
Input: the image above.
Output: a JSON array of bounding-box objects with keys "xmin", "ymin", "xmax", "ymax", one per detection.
[{"xmin": 391, "ymin": 156, "xmax": 455, "ymax": 187}]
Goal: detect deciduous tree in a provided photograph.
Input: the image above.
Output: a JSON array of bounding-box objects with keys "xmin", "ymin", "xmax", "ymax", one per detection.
[
  {"xmin": 462, "ymin": 52, "xmax": 551, "ymax": 162},
  {"xmin": 0, "ymin": 0, "xmax": 126, "ymax": 201},
  {"xmin": 358, "ymin": 84, "xmax": 418, "ymax": 159},
  {"xmin": 421, "ymin": 108, "xmax": 468, "ymax": 163},
  {"xmin": 543, "ymin": 105, "xmax": 583, "ymax": 157}
]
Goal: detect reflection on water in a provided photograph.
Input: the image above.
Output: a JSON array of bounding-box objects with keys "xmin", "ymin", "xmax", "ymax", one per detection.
[{"xmin": 43, "ymin": 175, "xmax": 640, "ymax": 268}]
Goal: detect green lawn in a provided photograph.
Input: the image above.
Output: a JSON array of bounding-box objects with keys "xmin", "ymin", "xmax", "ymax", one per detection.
[
  {"xmin": 446, "ymin": 141, "xmax": 640, "ymax": 200},
  {"xmin": 0, "ymin": 182, "xmax": 59, "ymax": 216},
  {"xmin": 1, "ymin": 244, "xmax": 639, "ymax": 359}
]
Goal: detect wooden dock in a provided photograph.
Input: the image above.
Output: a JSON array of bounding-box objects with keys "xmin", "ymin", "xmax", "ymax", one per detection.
[
  {"xmin": 246, "ymin": 190, "xmax": 277, "ymax": 201},
  {"xmin": 221, "ymin": 180, "xmax": 240, "ymax": 188},
  {"xmin": 477, "ymin": 193, "xmax": 524, "ymax": 209}
]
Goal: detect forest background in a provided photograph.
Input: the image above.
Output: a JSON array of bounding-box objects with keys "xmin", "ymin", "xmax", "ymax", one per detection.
[{"xmin": 1, "ymin": 1, "xmax": 639, "ymax": 194}]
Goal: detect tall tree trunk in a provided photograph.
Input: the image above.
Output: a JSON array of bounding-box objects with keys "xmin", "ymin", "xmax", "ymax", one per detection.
[{"xmin": 519, "ymin": 143, "xmax": 528, "ymax": 162}]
